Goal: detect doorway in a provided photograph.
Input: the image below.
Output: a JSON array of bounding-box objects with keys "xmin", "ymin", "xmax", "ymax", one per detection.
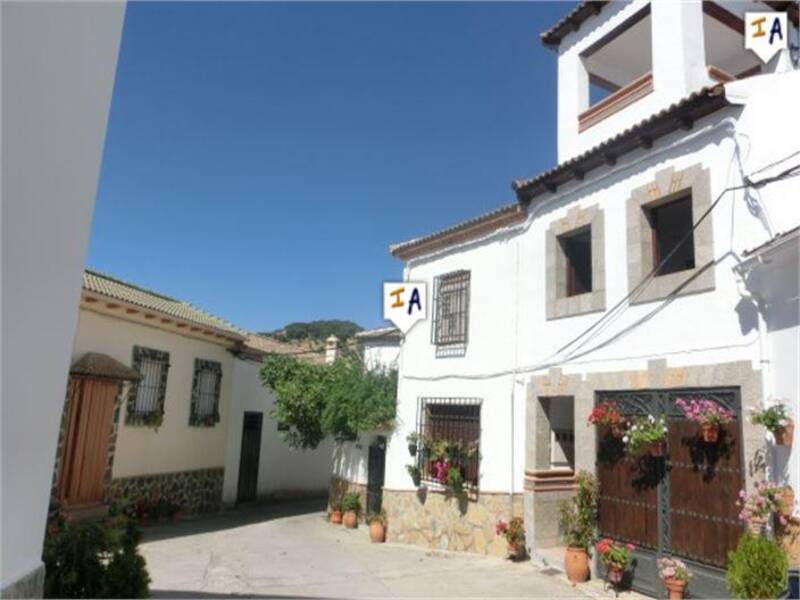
[
  {"xmin": 366, "ymin": 436, "xmax": 386, "ymax": 516},
  {"xmin": 237, "ymin": 411, "xmax": 263, "ymax": 503},
  {"xmin": 58, "ymin": 377, "xmax": 119, "ymax": 506}
]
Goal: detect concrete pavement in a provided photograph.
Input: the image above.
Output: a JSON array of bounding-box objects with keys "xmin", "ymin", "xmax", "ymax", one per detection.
[{"xmin": 139, "ymin": 499, "xmax": 640, "ymax": 599}]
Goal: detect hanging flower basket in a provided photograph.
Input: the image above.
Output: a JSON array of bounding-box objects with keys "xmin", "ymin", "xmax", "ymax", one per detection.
[
  {"xmin": 700, "ymin": 423, "xmax": 719, "ymax": 443},
  {"xmin": 775, "ymin": 419, "xmax": 795, "ymax": 447},
  {"xmin": 622, "ymin": 415, "xmax": 667, "ymax": 457},
  {"xmin": 675, "ymin": 397, "xmax": 733, "ymax": 444},
  {"xmin": 588, "ymin": 401, "xmax": 627, "ymax": 438},
  {"xmin": 750, "ymin": 403, "xmax": 793, "ymax": 446}
]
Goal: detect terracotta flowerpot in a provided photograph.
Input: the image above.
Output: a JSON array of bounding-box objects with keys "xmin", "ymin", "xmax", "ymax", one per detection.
[
  {"xmin": 611, "ymin": 424, "xmax": 626, "ymax": 439},
  {"xmin": 343, "ymin": 510, "xmax": 358, "ymax": 529},
  {"xmin": 650, "ymin": 441, "xmax": 665, "ymax": 457},
  {"xmin": 778, "ymin": 487, "xmax": 795, "ymax": 517},
  {"xmin": 508, "ymin": 542, "xmax": 526, "ymax": 561},
  {"xmin": 607, "ymin": 565, "xmax": 625, "ymax": 584},
  {"xmin": 775, "ymin": 420, "xmax": 795, "ymax": 446},
  {"xmin": 330, "ymin": 510, "xmax": 343, "ymax": 525},
  {"xmin": 564, "ymin": 547, "xmax": 590, "ymax": 583},
  {"xmin": 748, "ymin": 515, "xmax": 767, "ymax": 535},
  {"xmin": 664, "ymin": 577, "xmax": 688, "ymax": 600},
  {"xmin": 701, "ymin": 423, "xmax": 719, "ymax": 443},
  {"xmin": 368, "ymin": 521, "xmax": 385, "ymax": 543}
]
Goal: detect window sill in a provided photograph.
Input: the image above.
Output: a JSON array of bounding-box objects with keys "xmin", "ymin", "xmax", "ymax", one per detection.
[
  {"xmin": 435, "ymin": 343, "xmax": 467, "ymax": 358},
  {"xmin": 546, "ymin": 289, "xmax": 606, "ymax": 321},
  {"xmin": 578, "ymin": 72, "xmax": 654, "ymax": 132}
]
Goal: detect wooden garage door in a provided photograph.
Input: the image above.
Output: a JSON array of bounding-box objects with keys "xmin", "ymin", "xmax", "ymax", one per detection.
[{"xmin": 596, "ymin": 388, "xmax": 743, "ymax": 597}]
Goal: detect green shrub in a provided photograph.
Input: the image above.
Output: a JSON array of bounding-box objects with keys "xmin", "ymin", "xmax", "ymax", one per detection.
[
  {"xmin": 43, "ymin": 514, "xmax": 150, "ymax": 599},
  {"xmin": 727, "ymin": 534, "xmax": 788, "ymax": 599},
  {"xmin": 341, "ymin": 492, "xmax": 361, "ymax": 515},
  {"xmin": 558, "ymin": 471, "xmax": 598, "ymax": 550}
]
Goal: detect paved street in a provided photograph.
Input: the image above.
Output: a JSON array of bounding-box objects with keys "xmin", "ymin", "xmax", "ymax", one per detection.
[{"xmin": 140, "ymin": 499, "xmax": 639, "ymax": 599}]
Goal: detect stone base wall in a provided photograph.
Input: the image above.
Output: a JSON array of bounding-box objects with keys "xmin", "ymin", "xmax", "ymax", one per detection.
[
  {"xmin": 1, "ymin": 563, "xmax": 45, "ymax": 599},
  {"xmin": 382, "ymin": 489, "xmax": 523, "ymax": 557},
  {"xmin": 108, "ymin": 467, "xmax": 224, "ymax": 515},
  {"xmin": 328, "ymin": 476, "xmax": 367, "ymax": 513}
]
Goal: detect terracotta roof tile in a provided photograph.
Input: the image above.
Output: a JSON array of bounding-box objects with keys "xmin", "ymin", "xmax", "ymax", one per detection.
[{"xmin": 83, "ymin": 269, "xmax": 246, "ymax": 338}]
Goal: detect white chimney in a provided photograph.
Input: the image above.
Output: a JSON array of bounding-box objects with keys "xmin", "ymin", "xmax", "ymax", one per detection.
[{"xmin": 325, "ymin": 335, "xmax": 339, "ymax": 364}]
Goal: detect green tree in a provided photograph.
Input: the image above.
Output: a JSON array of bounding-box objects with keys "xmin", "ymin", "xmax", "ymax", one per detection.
[
  {"xmin": 260, "ymin": 354, "xmax": 396, "ymax": 449},
  {"xmin": 262, "ymin": 320, "xmax": 363, "ymax": 342}
]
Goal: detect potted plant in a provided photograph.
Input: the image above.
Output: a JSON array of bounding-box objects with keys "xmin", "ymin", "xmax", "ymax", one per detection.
[
  {"xmin": 750, "ymin": 403, "xmax": 794, "ymax": 446},
  {"xmin": 658, "ymin": 557, "xmax": 692, "ymax": 599},
  {"xmin": 737, "ymin": 481, "xmax": 785, "ymax": 535},
  {"xmin": 776, "ymin": 485, "xmax": 795, "ymax": 519},
  {"xmin": 341, "ymin": 492, "xmax": 361, "ymax": 529},
  {"xmin": 623, "ymin": 414, "xmax": 668, "ymax": 456},
  {"xmin": 727, "ymin": 534, "xmax": 788, "ymax": 599},
  {"xmin": 406, "ymin": 432, "xmax": 419, "ymax": 457},
  {"xmin": 675, "ymin": 396, "xmax": 735, "ymax": 442},
  {"xmin": 588, "ymin": 401, "xmax": 627, "ymax": 438},
  {"xmin": 596, "ymin": 538, "xmax": 635, "ymax": 585},
  {"xmin": 406, "ymin": 464, "xmax": 421, "ymax": 487},
  {"xmin": 329, "ymin": 498, "xmax": 343, "ymax": 525},
  {"xmin": 558, "ymin": 471, "xmax": 598, "ymax": 583},
  {"xmin": 495, "ymin": 517, "xmax": 526, "ymax": 561},
  {"xmin": 444, "ymin": 464, "xmax": 465, "ymax": 495},
  {"xmin": 367, "ymin": 511, "xmax": 387, "ymax": 543}
]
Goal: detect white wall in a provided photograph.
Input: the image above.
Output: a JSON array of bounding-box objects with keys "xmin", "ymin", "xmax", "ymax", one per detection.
[
  {"xmin": 222, "ymin": 359, "xmax": 333, "ymax": 505},
  {"xmin": 73, "ymin": 308, "xmax": 235, "ymax": 477},
  {"xmin": 0, "ymin": 2, "xmax": 125, "ymax": 592},
  {"xmin": 363, "ymin": 341, "xmax": 400, "ymax": 371},
  {"xmin": 388, "ymin": 72, "xmax": 800, "ymax": 499}
]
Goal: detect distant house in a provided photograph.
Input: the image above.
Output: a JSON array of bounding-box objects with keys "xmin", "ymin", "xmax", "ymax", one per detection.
[
  {"xmin": 329, "ymin": 326, "xmax": 400, "ymax": 516},
  {"xmin": 51, "ymin": 270, "xmax": 331, "ymax": 519}
]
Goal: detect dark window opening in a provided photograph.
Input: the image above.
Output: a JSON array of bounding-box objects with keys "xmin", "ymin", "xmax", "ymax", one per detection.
[
  {"xmin": 560, "ymin": 227, "xmax": 592, "ymax": 296},
  {"xmin": 649, "ymin": 195, "xmax": 695, "ymax": 276}
]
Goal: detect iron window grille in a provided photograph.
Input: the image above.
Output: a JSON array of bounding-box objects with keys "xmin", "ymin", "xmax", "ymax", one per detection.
[
  {"xmin": 415, "ymin": 397, "xmax": 481, "ymax": 489},
  {"xmin": 189, "ymin": 359, "xmax": 222, "ymax": 427},
  {"xmin": 431, "ymin": 270, "xmax": 471, "ymax": 347},
  {"xmin": 127, "ymin": 346, "xmax": 170, "ymax": 426}
]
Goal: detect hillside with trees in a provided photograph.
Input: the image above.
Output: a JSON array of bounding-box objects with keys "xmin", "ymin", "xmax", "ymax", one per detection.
[{"xmin": 261, "ymin": 320, "xmax": 363, "ymax": 343}]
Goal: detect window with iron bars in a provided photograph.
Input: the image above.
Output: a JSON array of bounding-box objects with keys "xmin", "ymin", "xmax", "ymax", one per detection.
[
  {"xmin": 431, "ymin": 270, "xmax": 470, "ymax": 346},
  {"xmin": 128, "ymin": 346, "xmax": 170, "ymax": 425},
  {"xmin": 415, "ymin": 397, "xmax": 481, "ymax": 489},
  {"xmin": 189, "ymin": 359, "xmax": 222, "ymax": 427}
]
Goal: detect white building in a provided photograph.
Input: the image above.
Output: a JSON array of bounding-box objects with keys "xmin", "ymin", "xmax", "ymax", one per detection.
[
  {"xmin": 52, "ymin": 270, "xmax": 332, "ymax": 523},
  {"xmin": 0, "ymin": 3, "xmax": 125, "ymax": 596},
  {"xmin": 382, "ymin": 2, "xmax": 799, "ymax": 595}
]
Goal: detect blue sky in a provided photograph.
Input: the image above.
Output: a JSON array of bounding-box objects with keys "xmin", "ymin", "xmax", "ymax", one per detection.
[{"xmin": 88, "ymin": 1, "xmax": 568, "ymax": 332}]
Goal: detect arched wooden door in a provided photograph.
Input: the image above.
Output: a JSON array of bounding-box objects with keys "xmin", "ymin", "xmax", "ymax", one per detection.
[{"xmin": 58, "ymin": 377, "xmax": 118, "ymax": 506}]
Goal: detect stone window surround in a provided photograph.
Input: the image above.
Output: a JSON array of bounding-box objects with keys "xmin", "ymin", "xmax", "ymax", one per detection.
[
  {"xmin": 546, "ymin": 204, "xmax": 606, "ymax": 320},
  {"xmin": 627, "ymin": 163, "xmax": 715, "ymax": 304}
]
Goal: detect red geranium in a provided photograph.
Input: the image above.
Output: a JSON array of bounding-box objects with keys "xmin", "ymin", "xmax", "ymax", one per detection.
[{"xmin": 588, "ymin": 402, "xmax": 625, "ymax": 427}]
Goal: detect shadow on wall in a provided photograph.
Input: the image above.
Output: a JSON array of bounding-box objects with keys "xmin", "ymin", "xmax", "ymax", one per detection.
[{"xmin": 141, "ymin": 497, "xmax": 327, "ymax": 544}]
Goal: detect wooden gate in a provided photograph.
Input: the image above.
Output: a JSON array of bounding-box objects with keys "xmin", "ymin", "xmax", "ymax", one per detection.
[
  {"xmin": 596, "ymin": 388, "xmax": 743, "ymax": 598},
  {"xmin": 59, "ymin": 377, "xmax": 118, "ymax": 506},
  {"xmin": 237, "ymin": 412, "xmax": 263, "ymax": 503}
]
